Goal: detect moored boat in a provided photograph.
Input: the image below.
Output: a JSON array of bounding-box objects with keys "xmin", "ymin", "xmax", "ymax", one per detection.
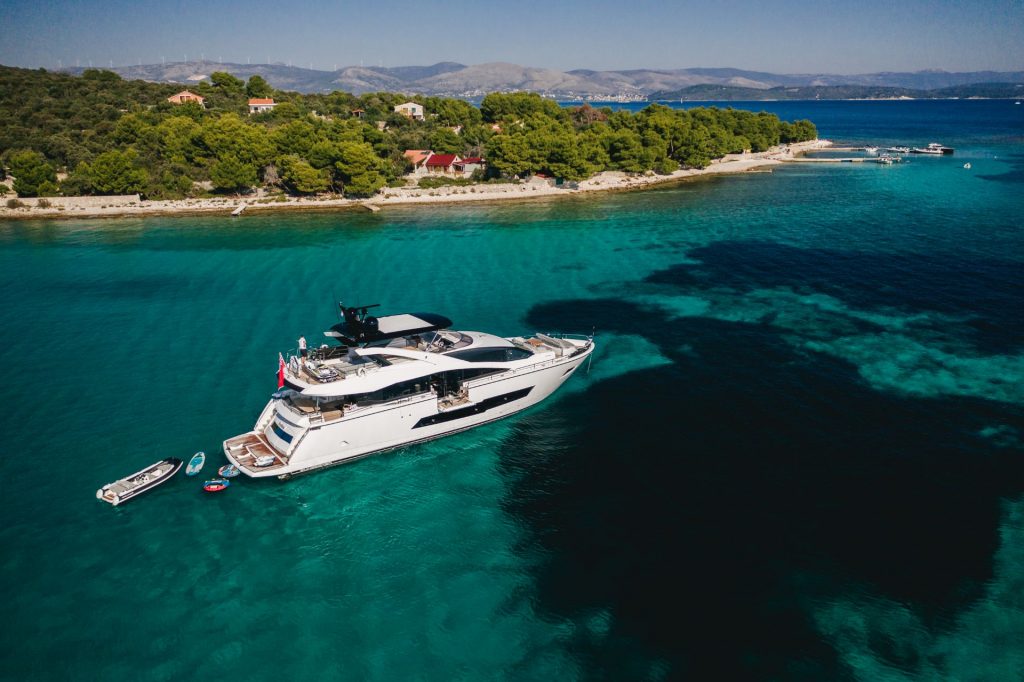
[
  {"xmin": 223, "ymin": 303, "xmax": 595, "ymax": 479},
  {"xmin": 203, "ymin": 478, "xmax": 230, "ymax": 492},
  {"xmin": 96, "ymin": 458, "xmax": 182, "ymax": 506},
  {"xmin": 185, "ymin": 451, "xmax": 205, "ymax": 476},
  {"xmin": 218, "ymin": 464, "xmax": 240, "ymax": 478},
  {"xmin": 911, "ymin": 142, "xmax": 954, "ymax": 155}
]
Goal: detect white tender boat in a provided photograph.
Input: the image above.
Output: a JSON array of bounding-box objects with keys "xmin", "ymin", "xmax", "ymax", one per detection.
[
  {"xmin": 224, "ymin": 305, "xmax": 596, "ymax": 478},
  {"xmin": 96, "ymin": 458, "xmax": 182, "ymax": 506}
]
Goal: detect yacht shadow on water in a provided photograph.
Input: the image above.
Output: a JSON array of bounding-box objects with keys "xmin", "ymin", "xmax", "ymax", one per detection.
[{"xmin": 502, "ymin": 286, "xmax": 1024, "ymax": 680}]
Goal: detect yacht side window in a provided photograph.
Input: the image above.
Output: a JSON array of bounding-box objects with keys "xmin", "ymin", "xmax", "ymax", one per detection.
[{"xmin": 449, "ymin": 347, "xmax": 533, "ymax": 363}]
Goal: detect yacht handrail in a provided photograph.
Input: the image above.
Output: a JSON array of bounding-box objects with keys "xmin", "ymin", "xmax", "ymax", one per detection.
[
  {"xmin": 307, "ymin": 345, "xmax": 350, "ymax": 362},
  {"xmin": 462, "ymin": 355, "xmax": 567, "ymax": 390},
  {"xmin": 546, "ymin": 332, "xmax": 593, "ymax": 341},
  {"xmin": 255, "ymin": 401, "xmax": 277, "ymax": 432},
  {"xmin": 278, "ymin": 399, "xmax": 310, "ymax": 419},
  {"xmin": 353, "ymin": 347, "xmax": 438, "ymax": 363}
]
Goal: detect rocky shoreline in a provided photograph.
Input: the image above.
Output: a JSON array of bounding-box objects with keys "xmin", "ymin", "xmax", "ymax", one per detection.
[{"xmin": 0, "ymin": 140, "xmax": 830, "ymax": 221}]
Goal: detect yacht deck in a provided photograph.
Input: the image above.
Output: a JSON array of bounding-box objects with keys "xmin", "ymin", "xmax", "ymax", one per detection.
[
  {"xmin": 224, "ymin": 432, "xmax": 288, "ymax": 472},
  {"xmin": 292, "ymin": 335, "xmax": 453, "ymax": 385}
]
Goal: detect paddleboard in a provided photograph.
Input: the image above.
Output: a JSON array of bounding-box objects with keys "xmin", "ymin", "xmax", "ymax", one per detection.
[{"xmin": 185, "ymin": 451, "xmax": 206, "ymax": 476}]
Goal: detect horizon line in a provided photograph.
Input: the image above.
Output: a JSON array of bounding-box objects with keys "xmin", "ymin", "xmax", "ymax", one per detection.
[{"xmin": 4, "ymin": 60, "xmax": 1024, "ymax": 78}]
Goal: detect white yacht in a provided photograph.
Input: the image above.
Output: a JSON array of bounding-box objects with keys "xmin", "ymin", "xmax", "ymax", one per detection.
[
  {"xmin": 223, "ymin": 305, "xmax": 595, "ymax": 478},
  {"xmin": 910, "ymin": 142, "xmax": 955, "ymax": 155}
]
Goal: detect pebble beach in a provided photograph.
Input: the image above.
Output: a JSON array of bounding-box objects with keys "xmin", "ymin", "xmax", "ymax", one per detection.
[{"xmin": 0, "ymin": 140, "xmax": 831, "ymax": 220}]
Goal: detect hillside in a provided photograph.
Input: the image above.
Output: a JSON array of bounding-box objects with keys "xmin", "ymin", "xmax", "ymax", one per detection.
[
  {"xmin": 0, "ymin": 65, "xmax": 817, "ymax": 202},
  {"xmin": 60, "ymin": 61, "xmax": 1024, "ymax": 99}
]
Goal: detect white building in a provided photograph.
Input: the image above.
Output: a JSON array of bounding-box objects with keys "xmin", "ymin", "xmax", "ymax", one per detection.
[
  {"xmin": 248, "ymin": 98, "xmax": 277, "ymax": 114},
  {"xmin": 393, "ymin": 101, "xmax": 425, "ymax": 121}
]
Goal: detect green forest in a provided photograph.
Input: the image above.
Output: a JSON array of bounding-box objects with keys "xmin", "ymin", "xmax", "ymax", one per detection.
[{"xmin": 0, "ymin": 65, "xmax": 817, "ymax": 199}]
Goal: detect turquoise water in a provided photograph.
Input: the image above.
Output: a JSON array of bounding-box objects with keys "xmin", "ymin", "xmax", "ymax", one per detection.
[{"xmin": 1, "ymin": 101, "xmax": 1022, "ymax": 680}]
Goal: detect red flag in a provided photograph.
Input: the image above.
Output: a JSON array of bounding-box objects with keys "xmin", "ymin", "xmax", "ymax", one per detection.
[{"xmin": 277, "ymin": 353, "xmax": 286, "ymax": 389}]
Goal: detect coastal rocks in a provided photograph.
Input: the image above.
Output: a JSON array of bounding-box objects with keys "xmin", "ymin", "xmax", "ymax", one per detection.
[{"xmin": 0, "ymin": 140, "xmax": 831, "ymax": 219}]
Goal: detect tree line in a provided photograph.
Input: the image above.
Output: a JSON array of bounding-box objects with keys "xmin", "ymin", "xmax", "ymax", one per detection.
[{"xmin": 0, "ymin": 65, "xmax": 817, "ymax": 198}]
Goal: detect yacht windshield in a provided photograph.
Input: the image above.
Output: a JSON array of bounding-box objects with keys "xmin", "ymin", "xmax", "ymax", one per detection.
[{"xmin": 420, "ymin": 330, "xmax": 473, "ymax": 352}]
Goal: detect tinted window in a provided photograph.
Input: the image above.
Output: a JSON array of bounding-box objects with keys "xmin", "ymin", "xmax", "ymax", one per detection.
[
  {"xmin": 448, "ymin": 347, "xmax": 533, "ymax": 363},
  {"xmin": 270, "ymin": 420, "xmax": 293, "ymax": 443},
  {"xmin": 350, "ymin": 378, "xmax": 433, "ymax": 406}
]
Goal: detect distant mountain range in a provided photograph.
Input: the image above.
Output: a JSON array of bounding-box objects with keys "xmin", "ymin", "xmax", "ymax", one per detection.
[
  {"xmin": 63, "ymin": 61, "xmax": 1024, "ymax": 100},
  {"xmin": 651, "ymin": 82, "xmax": 1024, "ymax": 101}
]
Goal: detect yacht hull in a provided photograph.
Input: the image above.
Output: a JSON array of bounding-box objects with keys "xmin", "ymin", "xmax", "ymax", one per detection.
[{"xmin": 225, "ymin": 343, "xmax": 592, "ymax": 478}]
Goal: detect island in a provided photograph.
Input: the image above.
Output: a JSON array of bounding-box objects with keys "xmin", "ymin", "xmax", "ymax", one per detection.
[{"xmin": 0, "ymin": 65, "xmax": 819, "ymax": 219}]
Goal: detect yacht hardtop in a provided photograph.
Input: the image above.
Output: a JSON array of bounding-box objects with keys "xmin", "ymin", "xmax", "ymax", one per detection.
[{"xmin": 224, "ymin": 304, "xmax": 594, "ymax": 478}]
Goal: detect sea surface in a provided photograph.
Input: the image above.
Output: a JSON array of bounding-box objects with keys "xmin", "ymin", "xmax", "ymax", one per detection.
[{"xmin": 1, "ymin": 100, "xmax": 1022, "ymax": 681}]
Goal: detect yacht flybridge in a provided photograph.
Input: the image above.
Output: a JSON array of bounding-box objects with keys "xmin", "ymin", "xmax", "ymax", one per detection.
[{"xmin": 223, "ymin": 304, "xmax": 595, "ymax": 478}]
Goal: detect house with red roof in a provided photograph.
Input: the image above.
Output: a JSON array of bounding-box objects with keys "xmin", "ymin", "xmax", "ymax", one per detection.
[
  {"xmin": 424, "ymin": 153, "xmax": 462, "ymax": 175},
  {"xmin": 403, "ymin": 149, "xmax": 433, "ymax": 174},
  {"xmin": 454, "ymin": 157, "xmax": 485, "ymax": 175},
  {"xmin": 248, "ymin": 98, "xmax": 277, "ymax": 115},
  {"xmin": 167, "ymin": 90, "xmax": 205, "ymax": 107}
]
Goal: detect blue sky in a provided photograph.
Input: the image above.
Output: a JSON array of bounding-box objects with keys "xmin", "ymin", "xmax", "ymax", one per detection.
[{"xmin": 1, "ymin": 0, "xmax": 1021, "ymax": 73}]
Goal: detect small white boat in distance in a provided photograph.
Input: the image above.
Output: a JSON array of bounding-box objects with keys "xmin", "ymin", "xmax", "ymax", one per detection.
[
  {"xmin": 886, "ymin": 146, "xmax": 910, "ymax": 154},
  {"xmin": 911, "ymin": 142, "xmax": 955, "ymax": 155},
  {"xmin": 97, "ymin": 458, "xmax": 182, "ymax": 506},
  {"xmin": 864, "ymin": 146, "xmax": 879, "ymax": 155}
]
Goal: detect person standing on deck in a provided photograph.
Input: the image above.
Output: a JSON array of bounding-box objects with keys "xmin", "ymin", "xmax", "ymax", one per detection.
[{"xmin": 298, "ymin": 336, "xmax": 307, "ymax": 360}]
